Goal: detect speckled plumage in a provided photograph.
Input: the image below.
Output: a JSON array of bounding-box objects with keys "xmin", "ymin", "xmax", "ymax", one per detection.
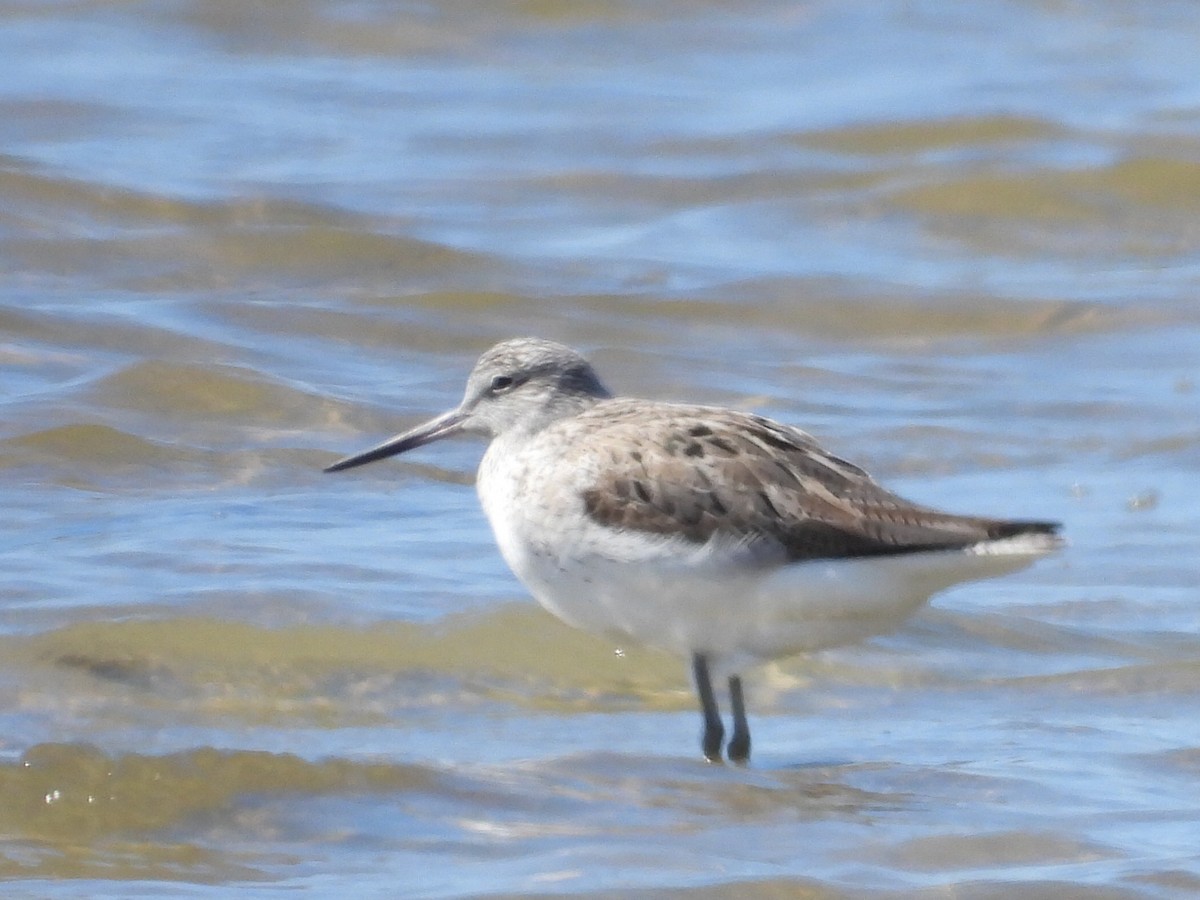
[
  {"xmin": 327, "ymin": 337, "xmax": 1063, "ymax": 763},
  {"xmin": 556, "ymin": 399, "xmax": 1056, "ymax": 560}
]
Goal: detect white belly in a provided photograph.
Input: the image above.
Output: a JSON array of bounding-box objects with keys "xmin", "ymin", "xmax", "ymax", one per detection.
[{"xmin": 509, "ymin": 537, "xmax": 1040, "ymax": 673}]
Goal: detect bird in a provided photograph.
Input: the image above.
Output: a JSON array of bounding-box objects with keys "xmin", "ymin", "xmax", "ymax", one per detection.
[{"xmin": 325, "ymin": 338, "xmax": 1063, "ymax": 764}]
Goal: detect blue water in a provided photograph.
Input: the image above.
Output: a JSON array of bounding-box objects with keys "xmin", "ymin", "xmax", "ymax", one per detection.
[{"xmin": 2, "ymin": 1, "xmax": 1199, "ymax": 896}]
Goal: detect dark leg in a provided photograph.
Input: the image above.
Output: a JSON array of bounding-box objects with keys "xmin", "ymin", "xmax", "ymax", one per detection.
[
  {"xmin": 691, "ymin": 653, "xmax": 724, "ymax": 762},
  {"xmin": 726, "ymin": 675, "xmax": 751, "ymax": 764}
]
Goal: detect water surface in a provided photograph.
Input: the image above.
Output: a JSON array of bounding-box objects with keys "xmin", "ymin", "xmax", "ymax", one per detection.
[{"xmin": 2, "ymin": 1, "xmax": 1199, "ymax": 897}]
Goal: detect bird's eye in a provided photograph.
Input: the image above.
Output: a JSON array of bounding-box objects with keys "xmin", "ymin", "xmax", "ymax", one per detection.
[{"xmin": 489, "ymin": 374, "xmax": 515, "ymax": 393}]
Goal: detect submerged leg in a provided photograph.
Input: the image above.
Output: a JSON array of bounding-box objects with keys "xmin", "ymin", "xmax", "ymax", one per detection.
[
  {"xmin": 691, "ymin": 653, "xmax": 724, "ymax": 762},
  {"xmin": 726, "ymin": 675, "xmax": 751, "ymax": 764}
]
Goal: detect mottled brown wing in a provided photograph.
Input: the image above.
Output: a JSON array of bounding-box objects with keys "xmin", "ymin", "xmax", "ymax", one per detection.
[{"xmin": 574, "ymin": 403, "xmax": 1058, "ymax": 561}]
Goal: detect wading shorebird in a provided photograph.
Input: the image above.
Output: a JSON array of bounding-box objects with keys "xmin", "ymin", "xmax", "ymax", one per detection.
[{"xmin": 325, "ymin": 338, "xmax": 1062, "ymax": 764}]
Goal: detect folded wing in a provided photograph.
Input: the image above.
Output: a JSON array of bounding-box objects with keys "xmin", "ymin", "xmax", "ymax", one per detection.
[{"xmin": 574, "ymin": 402, "xmax": 1060, "ymax": 562}]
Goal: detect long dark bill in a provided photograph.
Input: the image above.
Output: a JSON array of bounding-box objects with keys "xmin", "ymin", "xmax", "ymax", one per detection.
[{"xmin": 323, "ymin": 408, "xmax": 466, "ymax": 473}]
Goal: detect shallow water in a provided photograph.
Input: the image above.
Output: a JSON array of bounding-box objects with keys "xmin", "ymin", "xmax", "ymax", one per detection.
[{"xmin": 2, "ymin": 1, "xmax": 1199, "ymax": 897}]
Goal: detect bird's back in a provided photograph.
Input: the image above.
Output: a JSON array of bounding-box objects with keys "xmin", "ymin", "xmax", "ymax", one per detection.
[{"xmin": 532, "ymin": 398, "xmax": 1061, "ymax": 565}]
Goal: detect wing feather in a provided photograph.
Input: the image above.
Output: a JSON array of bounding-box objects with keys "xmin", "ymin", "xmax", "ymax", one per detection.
[{"xmin": 571, "ymin": 401, "xmax": 1058, "ymax": 561}]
